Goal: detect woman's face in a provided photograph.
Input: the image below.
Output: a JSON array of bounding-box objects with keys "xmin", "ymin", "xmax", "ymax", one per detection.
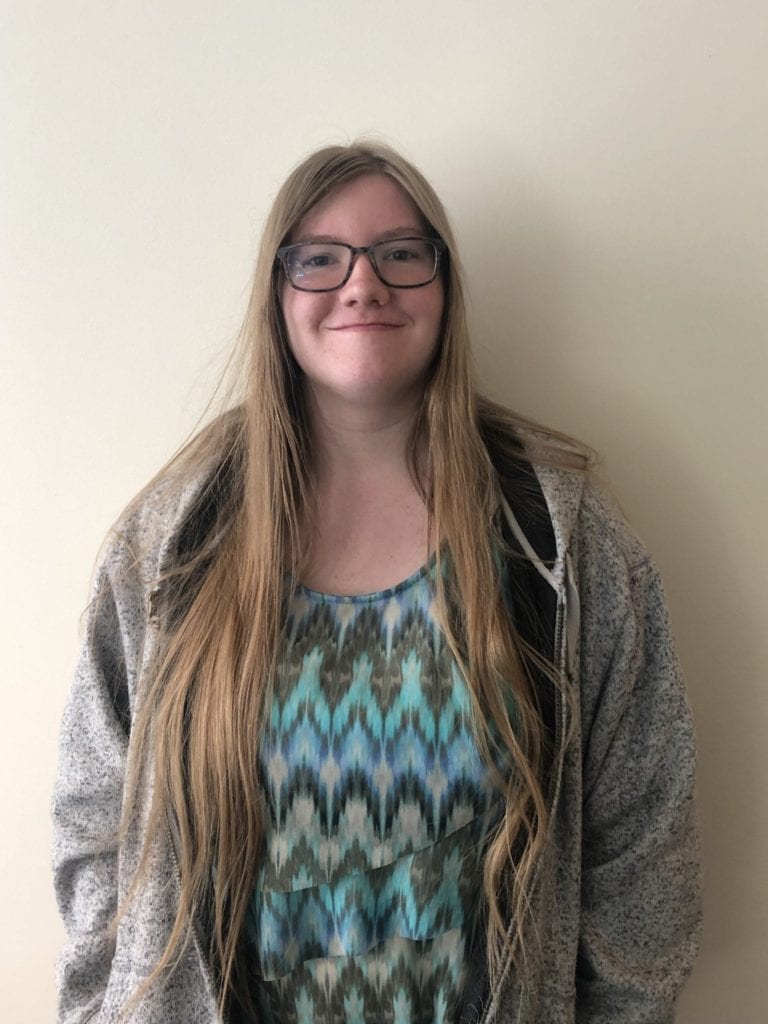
[{"xmin": 279, "ymin": 173, "xmax": 444, "ymax": 414}]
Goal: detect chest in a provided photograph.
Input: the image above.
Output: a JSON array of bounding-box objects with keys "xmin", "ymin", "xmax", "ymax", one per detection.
[
  {"xmin": 246, "ymin": 576, "xmax": 502, "ymax": 1020},
  {"xmin": 300, "ymin": 487, "xmax": 430, "ymax": 595}
]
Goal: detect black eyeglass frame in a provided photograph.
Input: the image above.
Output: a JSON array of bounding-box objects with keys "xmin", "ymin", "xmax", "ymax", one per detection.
[{"xmin": 276, "ymin": 236, "xmax": 447, "ymax": 293}]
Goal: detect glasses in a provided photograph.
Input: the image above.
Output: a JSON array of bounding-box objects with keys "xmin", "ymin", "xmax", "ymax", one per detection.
[{"xmin": 276, "ymin": 236, "xmax": 446, "ymax": 292}]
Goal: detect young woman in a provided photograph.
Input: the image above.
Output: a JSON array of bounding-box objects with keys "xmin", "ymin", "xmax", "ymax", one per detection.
[{"xmin": 53, "ymin": 142, "xmax": 701, "ymax": 1024}]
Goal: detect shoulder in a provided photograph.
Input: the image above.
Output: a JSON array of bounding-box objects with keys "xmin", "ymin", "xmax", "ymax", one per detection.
[
  {"xmin": 534, "ymin": 465, "xmax": 678, "ymax": 685},
  {"xmin": 478, "ymin": 402, "xmax": 663, "ymax": 609},
  {"xmin": 576, "ymin": 482, "xmax": 651, "ymax": 577},
  {"xmin": 97, "ymin": 467, "xmax": 210, "ymax": 597},
  {"xmin": 573, "ymin": 481, "xmax": 668, "ymax": 650},
  {"xmin": 90, "ymin": 445, "xmax": 239, "ymax": 656},
  {"xmin": 96, "ymin": 410, "xmax": 244, "ymax": 597},
  {"xmin": 73, "ymin": 456, "xmax": 230, "ymax": 719},
  {"xmin": 567, "ymin": 481, "xmax": 685, "ymax": 756},
  {"xmin": 533, "ymin": 462, "xmax": 653, "ymax": 585}
]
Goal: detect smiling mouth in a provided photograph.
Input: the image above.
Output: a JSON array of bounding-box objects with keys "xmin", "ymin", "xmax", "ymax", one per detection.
[{"xmin": 329, "ymin": 322, "xmax": 404, "ymax": 331}]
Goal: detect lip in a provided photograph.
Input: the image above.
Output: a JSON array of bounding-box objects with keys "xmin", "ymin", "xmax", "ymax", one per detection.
[{"xmin": 328, "ymin": 321, "xmax": 405, "ymax": 331}]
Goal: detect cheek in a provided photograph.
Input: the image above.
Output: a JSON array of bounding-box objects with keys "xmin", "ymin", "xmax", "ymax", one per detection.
[
  {"xmin": 280, "ymin": 284, "xmax": 302, "ymax": 337},
  {"xmin": 278, "ymin": 298, "xmax": 310, "ymax": 379},
  {"xmin": 280, "ymin": 289, "xmax": 326, "ymax": 353},
  {"xmin": 419, "ymin": 284, "xmax": 445, "ymax": 342}
]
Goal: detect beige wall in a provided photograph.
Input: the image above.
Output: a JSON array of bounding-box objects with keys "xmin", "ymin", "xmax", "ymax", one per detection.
[{"xmin": 3, "ymin": 2, "xmax": 766, "ymax": 1021}]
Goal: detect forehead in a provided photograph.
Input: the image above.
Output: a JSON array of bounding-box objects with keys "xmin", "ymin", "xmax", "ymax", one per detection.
[{"xmin": 292, "ymin": 173, "xmax": 426, "ymax": 243}]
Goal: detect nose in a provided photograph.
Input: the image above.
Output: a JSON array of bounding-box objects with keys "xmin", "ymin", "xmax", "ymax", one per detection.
[{"xmin": 340, "ymin": 251, "xmax": 390, "ymax": 305}]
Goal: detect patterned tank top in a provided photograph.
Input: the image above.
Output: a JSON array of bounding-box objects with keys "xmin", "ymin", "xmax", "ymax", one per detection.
[{"xmin": 246, "ymin": 560, "xmax": 504, "ymax": 1023}]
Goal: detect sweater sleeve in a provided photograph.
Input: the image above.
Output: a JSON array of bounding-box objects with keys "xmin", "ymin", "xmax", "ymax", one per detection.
[
  {"xmin": 575, "ymin": 497, "xmax": 702, "ymax": 1023},
  {"xmin": 52, "ymin": 538, "xmax": 138, "ymax": 1024}
]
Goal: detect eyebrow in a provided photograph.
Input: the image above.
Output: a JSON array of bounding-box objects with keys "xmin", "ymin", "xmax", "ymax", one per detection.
[{"xmin": 294, "ymin": 226, "xmax": 427, "ymax": 245}]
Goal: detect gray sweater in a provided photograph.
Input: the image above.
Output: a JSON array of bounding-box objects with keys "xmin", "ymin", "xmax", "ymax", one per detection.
[{"xmin": 52, "ymin": 462, "xmax": 701, "ymax": 1023}]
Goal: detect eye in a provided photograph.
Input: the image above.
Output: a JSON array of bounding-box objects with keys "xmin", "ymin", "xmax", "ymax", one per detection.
[
  {"xmin": 378, "ymin": 239, "xmax": 430, "ymax": 263},
  {"xmin": 297, "ymin": 248, "xmax": 341, "ymax": 270},
  {"xmin": 389, "ymin": 248, "xmax": 416, "ymax": 262}
]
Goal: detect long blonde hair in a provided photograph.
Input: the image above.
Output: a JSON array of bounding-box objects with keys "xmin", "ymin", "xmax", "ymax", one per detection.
[{"xmin": 123, "ymin": 141, "xmax": 588, "ymax": 1016}]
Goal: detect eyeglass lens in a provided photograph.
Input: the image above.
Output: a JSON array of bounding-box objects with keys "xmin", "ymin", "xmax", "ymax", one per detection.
[{"xmin": 283, "ymin": 238, "xmax": 439, "ymax": 290}]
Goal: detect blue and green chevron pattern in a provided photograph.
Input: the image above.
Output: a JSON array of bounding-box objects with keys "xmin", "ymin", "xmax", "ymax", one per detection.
[{"xmin": 247, "ymin": 562, "xmax": 504, "ymax": 1023}]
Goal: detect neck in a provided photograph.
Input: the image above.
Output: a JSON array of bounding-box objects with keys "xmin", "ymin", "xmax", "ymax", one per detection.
[
  {"xmin": 306, "ymin": 387, "xmax": 424, "ymax": 482},
  {"xmin": 297, "ymin": 386, "xmax": 432, "ymax": 593}
]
